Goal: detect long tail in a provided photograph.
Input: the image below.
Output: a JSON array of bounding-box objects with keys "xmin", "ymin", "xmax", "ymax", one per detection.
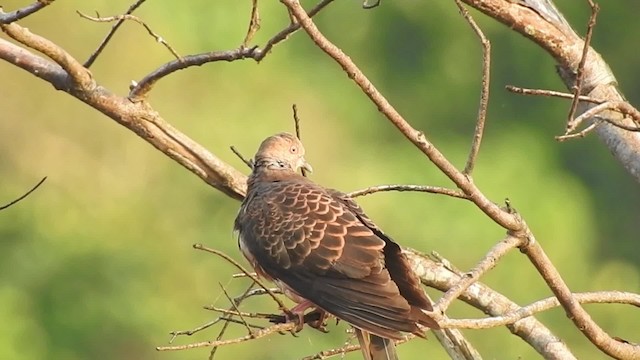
[{"xmin": 355, "ymin": 328, "xmax": 398, "ymax": 360}]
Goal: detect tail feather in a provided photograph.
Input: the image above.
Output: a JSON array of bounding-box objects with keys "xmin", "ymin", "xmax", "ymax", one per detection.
[{"xmin": 355, "ymin": 328, "xmax": 398, "ymax": 360}]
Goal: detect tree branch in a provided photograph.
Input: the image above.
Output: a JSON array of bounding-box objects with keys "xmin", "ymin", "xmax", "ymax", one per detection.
[
  {"xmin": 463, "ymin": 0, "xmax": 640, "ymax": 182},
  {"xmin": 278, "ymin": 1, "xmax": 640, "ymax": 358},
  {"xmin": 0, "ymin": 0, "xmax": 55, "ymax": 24}
]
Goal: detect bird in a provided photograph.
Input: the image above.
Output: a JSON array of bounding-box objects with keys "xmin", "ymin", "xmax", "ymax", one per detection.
[{"xmin": 234, "ymin": 133, "xmax": 439, "ymax": 359}]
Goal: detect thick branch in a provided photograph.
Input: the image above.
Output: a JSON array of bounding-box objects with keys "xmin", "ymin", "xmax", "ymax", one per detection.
[
  {"xmin": 1, "ymin": 21, "xmax": 92, "ymax": 88},
  {"xmin": 0, "ymin": 33, "xmax": 247, "ymax": 200}
]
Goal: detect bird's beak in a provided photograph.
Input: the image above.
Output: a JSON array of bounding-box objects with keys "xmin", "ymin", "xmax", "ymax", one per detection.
[{"xmin": 301, "ymin": 159, "xmax": 313, "ymax": 173}]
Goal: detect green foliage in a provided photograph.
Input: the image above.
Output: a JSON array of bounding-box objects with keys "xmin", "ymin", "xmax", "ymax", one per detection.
[{"xmin": 1, "ymin": 1, "xmax": 639, "ymax": 359}]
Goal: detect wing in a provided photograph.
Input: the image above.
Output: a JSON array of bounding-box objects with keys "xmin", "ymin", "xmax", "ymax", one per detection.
[
  {"xmin": 330, "ymin": 190, "xmax": 435, "ymax": 313},
  {"xmin": 236, "ymin": 179, "xmax": 434, "ymax": 338}
]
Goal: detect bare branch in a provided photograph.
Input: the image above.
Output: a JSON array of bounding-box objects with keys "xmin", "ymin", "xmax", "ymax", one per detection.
[
  {"xmin": 242, "ymin": 0, "xmax": 261, "ymax": 47},
  {"xmin": 566, "ymin": 0, "xmax": 600, "ymax": 132},
  {"xmin": 230, "ymin": 146, "xmax": 254, "ymax": 169},
  {"xmin": 291, "ymin": 104, "xmax": 308, "ymax": 177},
  {"xmin": 347, "ymin": 184, "xmax": 468, "ymax": 200},
  {"xmin": 521, "ymin": 233, "xmax": 639, "ymax": 358},
  {"xmin": 507, "ymin": 86, "xmax": 640, "ymax": 134},
  {"xmin": 462, "ymin": 0, "xmax": 640, "ymax": 182},
  {"xmin": 453, "ymin": 0, "xmax": 491, "ymax": 175},
  {"xmin": 157, "ymin": 321, "xmax": 299, "ymax": 351},
  {"xmin": 280, "ymin": 0, "xmax": 521, "ymax": 231},
  {"xmin": 192, "ymin": 244, "xmax": 291, "ymax": 316},
  {"xmin": 279, "ymin": 1, "xmax": 640, "ymax": 358},
  {"xmin": 82, "ymin": 0, "xmax": 148, "ymax": 68},
  {"xmin": 77, "ymin": 11, "xmax": 180, "ymax": 60},
  {"xmin": 0, "ymin": 0, "xmax": 55, "ymax": 24},
  {"xmin": 506, "ymin": 85, "xmax": 602, "ymax": 103},
  {"xmin": 0, "ymin": 177, "xmax": 47, "ymax": 211},
  {"xmin": 218, "ymin": 283, "xmax": 254, "ymax": 335},
  {"xmin": 0, "ymin": 21, "xmax": 92, "ymax": 88},
  {"xmin": 405, "ymin": 249, "xmax": 578, "ymax": 360},
  {"xmin": 556, "ymin": 122, "xmax": 599, "ymax": 141},
  {"xmin": 435, "ymin": 235, "xmax": 522, "ymax": 312},
  {"xmin": 128, "ymin": 0, "xmax": 335, "ymax": 100},
  {"xmin": 258, "ymin": 0, "xmax": 333, "ymax": 61},
  {"xmin": 301, "ymin": 344, "xmax": 361, "ymax": 360},
  {"xmin": 207, "ymin": 282, "xmax": 256, "ymax": 359},
  {"xmin": 441, "ymin": 291, "xmax": 640, "ymax": 330}
]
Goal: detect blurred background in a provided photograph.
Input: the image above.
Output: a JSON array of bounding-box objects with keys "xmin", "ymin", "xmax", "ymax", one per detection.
[{"xmin": 1, "ymin": 1, "xmax": 639, "ymax": 359}]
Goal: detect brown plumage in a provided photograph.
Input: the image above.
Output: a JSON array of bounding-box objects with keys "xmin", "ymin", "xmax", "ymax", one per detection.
[{"xmin": 234, "ymin": 133, "xmax": 438, "ymax": 356}]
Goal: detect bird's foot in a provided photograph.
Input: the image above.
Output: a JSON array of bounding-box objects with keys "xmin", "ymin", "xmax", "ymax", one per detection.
[
  {"xmin": 268, "ymin": 301, "xmax": 329, "ymax": 333},
  {"xmin": 288, "ymin": 300, "xmax": 313, "ymax": 332},
  {"xmin": 306, "ymin": 309, "xmax": 329, "ymax": 333}
]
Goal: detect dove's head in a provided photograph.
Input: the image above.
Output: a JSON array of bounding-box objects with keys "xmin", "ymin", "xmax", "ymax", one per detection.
[{"xmin": 252, "ymin": 133, "xmax": 313, "ymax": 174}]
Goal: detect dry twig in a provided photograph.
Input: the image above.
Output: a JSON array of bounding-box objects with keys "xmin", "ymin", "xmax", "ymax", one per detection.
[
  {"xmin": 230, "ymin": 146, "xmax": 254, "ymax": 169},
  {"xmin": 128, "ymin": 0, "xmax": 334, "ymax": 100},
  {"xmin": 0, "ymin": 1, "xmax": 54, "ymax": 24},
  {"xmin": 565, "ymin": 0, "xmax": 600, "ymax": 133},
  {"xmin": 435, "ymin": 235, "xmax": 522, "ymax": 312},
  {"xmin": 441, "ymin": 290, "xmax": 640, "ymax": 330},
  {"xmin": 77, "ymin": 11, "xmax": 181, "ymax": 60},
  {"xmin": 291, "ymin": 104, "xmax": 308, "ymax": 177},
  {"xmin": 193, "ymin": 244, "xmax": 290, "ymax": 315},
  {"xmin": 347, "ymin": 184, "xmax": 467, "ymax": 200},
  {"xmin": 453, "ymin": 0, "xmax": 491, "ymax": 175},
  {"xmin": 82, "ymin": 0, "xmax": 147, "ymax": 67},
  {"xmin": 0, "ymin": 177, "xmax": 47, "ymax": 211},
  {"xmin": 243, "ymin": 0, "xmax": 261, "ymax": 47}
]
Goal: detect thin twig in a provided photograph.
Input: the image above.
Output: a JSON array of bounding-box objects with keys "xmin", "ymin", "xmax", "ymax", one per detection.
[
  {"xmin": 257, "ymin": 0, "xmax": 333, "ymax": 61},
  {"xmin": 0, "ymin": 0, "xmax": 55, "ymax": 24},
  {"xmin": 242, "ymin": 0, "xmax": 261, "ymax": 47},
  {"xmin": 157, "ymin": 322, "xmax": 299, "ymax": 351},
  {"xmin": 233, "ymin": 288, "xmax": 282, "ymax": 305},
  {"xmin": 506, "ymin": 85, "xmax": 602, "ymax": 103},
  {"xmin": 82, "ymin": 0, "xmax": 147, "ymax": 68},
  {"xmin": 556, "ymin": 100, "xmax": 640, "ymax": 141},
  {"xmin": 291, "ymin": 104, "xmax": 308, "ymax": 177},
  {"xmin": 440, "ymin": 290, "xmax": 640, "ymax": 330},
  {"xmin": 168, "ymin": 282, "xmax": 256, "ymax": 344},
  {"xmin": 192, "ymin": 244, "xmax": 291, "ymax": 315},
  {"xmin": 347, "ymin": 184, "xmax": 468, "ymax": 199},
  {"xmin": 556, "ymin": 122, "xmax": 599, "ymax": 141},
  {"xmin": 77, "ymin": 11, "xmax": 180, "ymax": 60},
  {"xmin": 204, "ymin": 306, "xmax": 278, "ymax": 320},
  {"xmin": 230, "ymin": 146, "xmax": 253, "ymax": 169},
  {"xmin": 219, "ymin": 283, "xmax": 254, "ymax": 335},
  {"xmin": 209, "ymin": 282, "xmax": 256, "ymax": 359},
  {"xmin": 453, "ymin": 0, "xmax": 491, "ymax": 175},
  {"xmin": 508, "ymin": 85, "xmax": 640, "ymax": 132},
  {"xmin": 435, "ymin": 235, "xmax": 522, "ymax": 312},
  {"xmin": 293, "ymin": 104, "xmax": 302, "ymax": 140},
  {"xmin": 301, "ymin": 344, "xmax": 362, "ymax": 360},
  {"xmin": 169, "ymin": 318, "xmax": 224, "ymax": 343},
  {"xmin": 0, "ymin": 176, "xmax": 47, "ymax": 211},
  {"xmin": 128, "ymin": 0, "xmax": 334, "ymax": 100},
  {"xmin": 565, "ymin": 0, "xmax": 599, "ymax": 133}
]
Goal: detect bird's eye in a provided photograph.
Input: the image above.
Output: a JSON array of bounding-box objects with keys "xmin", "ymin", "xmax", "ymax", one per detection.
[{"xmin": 290, "ymin": 146, "xmax": 298, "ymax": 153}]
